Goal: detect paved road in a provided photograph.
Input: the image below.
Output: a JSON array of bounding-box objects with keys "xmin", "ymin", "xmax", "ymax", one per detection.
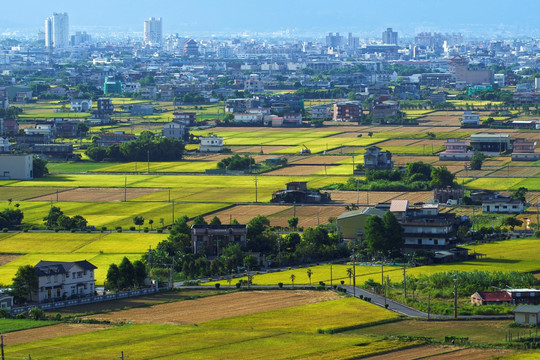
[{"xmin": 343, "ymin": 285, "xmax": 512, "ymax": 320}]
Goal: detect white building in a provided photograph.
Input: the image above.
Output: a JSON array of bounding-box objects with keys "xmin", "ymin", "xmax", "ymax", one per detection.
[
  {"xmin": 0, "ymin": 154, "xmax": 33, "ymax": 180},
  {"xmin": 482, "ymin": 198, "xmax": 524, "ymax": 214},
  {"xmin": 144, "ymin": 17, "xmax": 162, "ymax": 46},
  {"xmin": 45, "ymin": 13, "xmax": 69, "ymax": 49},
  {"xmin": 461, "ymin": 110, "xmax": 480, "ymax": 126},
  {"xmin": 0, "ymin": 137, "xmax": 10, "ymax": 153},
  {"xmin": 34, "ymin": 260, "xmax": 97, "ymax": 302},
  {"xmin": 200, "ymin": 135, "xmax": 224, "ymax": 152},
  {"xmin": 70, "ymin": 99, "xmax": 92, "ymax": 112},
  {"xmin": 233, "ymin": 113, "xmax": 263, "ymax": 123}
]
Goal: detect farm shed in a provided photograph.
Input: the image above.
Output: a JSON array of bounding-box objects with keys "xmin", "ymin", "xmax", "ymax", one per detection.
[
  {"xmin": 471, "ymin": 291, "xmax": 513, "ymax": 306},
  {"xmin": 513, "ymin": 305, "xmax": 540, "ymax": 325}
]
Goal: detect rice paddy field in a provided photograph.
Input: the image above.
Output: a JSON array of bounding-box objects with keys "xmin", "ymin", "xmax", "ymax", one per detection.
[{"xmin": 4, "ymin": 295, "xmax": 417, "ymax": 360}]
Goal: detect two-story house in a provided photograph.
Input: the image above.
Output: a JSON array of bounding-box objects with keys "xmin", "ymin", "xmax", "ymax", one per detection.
[{"xmin": 34, "ymin": 260, "xmax": 97, "ymax": 302}]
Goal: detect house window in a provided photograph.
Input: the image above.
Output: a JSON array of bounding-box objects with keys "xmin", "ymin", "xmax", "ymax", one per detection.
[
  {"xmin": 78, "ymin": 272, "xmax": 82, "ymax": 278},
  {"xmin": 434, "ymin": 240, "xmax": 438, "ymax": 245},
  {"xmin": 66, "ymin": 273, "xmax": 70, "ymax": 278},
  {"xmin": 417, "ymin": 239, "xmax": 422, "ymax": 245}
]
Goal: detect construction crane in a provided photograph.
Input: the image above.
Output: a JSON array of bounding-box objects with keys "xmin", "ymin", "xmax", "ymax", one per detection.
[{"xmin": 300, "ymin": 144, "xmax": 311, "ymax": 154}]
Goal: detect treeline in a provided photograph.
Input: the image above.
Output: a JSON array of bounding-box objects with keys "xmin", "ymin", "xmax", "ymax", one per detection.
[
  {"xmin": 0, "ymin": 206, "xmax": 24, "ymax": 229},
  {"xmin": 43, "ymin": 206, "xmax": 88, "ymax": 230},
  {"xmin": 326, "ymin": 162, "xmax": 457, "ymax": 192},
  {"xmin": 145, "ymin": 214, "xmax": 346, "ymax": 280},
  {"xmin": 217, "ymin": 154, "xmax": 255, "ymax": 171},
  {"xmin": 294, "ymin": 87, "xmax": 347, "ymax": 99},
  {"xmin": 0, "ymin": 107, "xmax": 22, "ymax": 120},
  {"xmin": 85, "ymin": 131, "xmax": 184, "ymax": 162},
  {"xmin": 105, "ymin": 257, "xmax": 147, "ymax": 290}
]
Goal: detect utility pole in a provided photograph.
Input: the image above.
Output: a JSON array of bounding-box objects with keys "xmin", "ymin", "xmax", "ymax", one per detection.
[
  {"xmin": 403, "ymin": 263, "xmax": 407, "ymax": 298},
  {"xmin": 453, "ymin": 271, "xmax": 458, "ymax": 319},
  {"xmin": 356, "ymin": 179, "xmax": 360, "ymax": 205},
  {"xmin": 330, "ymin": 262, "xmax": 333, "ymax": 287},
  {"xmin": 428, "ymin": 293, "xmax": 431, "ymax": 320},
  {"xmin": 147, "ymin": 150, "xmax": 150, "ymax": 173},
  {"xmin": 147, "ymin": 245, "xmax": 152, "ymax": 274},
  {"xmin": 352, "ymin": 251, "xmax": 356, "ymax": 297},
  {"xmin": 172, "ymin": 200, "xmax": 175, "ymax": 224},
  {"xmin": 254, "ymin": 175, "xmax": 258, "ymax": 203},
  {"xmin": 1, "ymin": 333, "xmax": 4, "ymax": 360},
  {"xmin": 124, "ymin": 176, "xmax": 127, "ymax": 202},
  {"xmin": 168, "ymin": 189, "xmax": 171, "ymax": 203},
  {"xmin": 117, "ymin": 351, "xmax": 128, "ymax": 360}
]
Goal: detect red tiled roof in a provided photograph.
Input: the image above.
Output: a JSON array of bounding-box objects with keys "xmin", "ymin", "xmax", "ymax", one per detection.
[{"xmin": 477, "ymin": 291, "xmax": 512, "ymax": 302}]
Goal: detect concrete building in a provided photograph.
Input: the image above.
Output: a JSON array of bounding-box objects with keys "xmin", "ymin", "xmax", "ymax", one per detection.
[
  {"xmin": 233, "ymin": 113, "xmax": 263, "ymax": 123},
  {"xmin": 363, "ymin": 146, "xmax": 394, "ymax": 170},
  {"xmin": 162, "ymin": 123, "xmax": 187, "ymax": 140},
  {"xmin": 191, "ymin": 224, "xmax": 247, "ymax": 257},
  {"xmin": 482, "ymin": 198, "xmax": 524, "ymax": 214},
  {"xmin": 130, "ymin": 104, "xmax": 154, "ymax": 116},
  {"xmin": 470, "ymin": 134, "xmax": 510, "ymax": 153},
  {"xmin": 311, "ymin": 105, "xmax": 331, "ymax": 119},
  {"xmin": 439, "ymin": 139, "xmax": 473, "ymax": 160},
  {"xmin": 449, "ymin": 56, "xmax": 493, "ymax": 85},
  {"xmin": 0, "ymin": 154, "xmax": 33, "ymax": 180},
  {"xmin": 34, "ymin": 260, "xmax": 97, "ymax": 302},
  {"xmin": 382, "ymin": 28, "xmax": 398, "ymax": 45},
  {"xmin": 172, "ymin": 111, "xmax": 196, "ymax": 126},
  {"xmin": 326, "ymin": 33, "xmax": 343, "ymax": 48},
  {"xmin": 70, "ymin": 31, "xmax": 91, "ymax": 46},
  {"xmin": 333, "ymin": 101, "xmax": 362, "ymax": 121},
  {"xmin": 103, "ymin": 77, "xmax": 123, "ymax": 95},
  {"xmin": 45, "ymin": 13, "xmax": 69, "ymax": 49},
  {"xmin": 512, "ymin": 139, "xmax": 540, "ymax": 161},
  {"xmin": 199, "ymin": 134, "xmax": 224, "ymax": 152},
  {"xmin": 70, "ymin": 99, "xmax": 92, "ymax": 112},
  {"xmin": 184, "ymin": 39, "xmax": 199, "ymax": 56},
  {"xmin": 33, "ymin": 144, "xmax": 75, "ymax": 161},
  {"xmin": 461, "ymin": 111, "xmax": 480, "ymax": 127},
  {"xmin": 144, "ymin": 17, "xmax": 162, "ymax": 46},
  {"xmin": 0, "ymin": 137, "xmax": 10, "ymax": 153},
  {"xmin": 370, "ymin": 98, "xmax": 400, "ymax": 121},
  {"xmin": 244, "ymin": 74, "xmax": 264, "ymax": 93}
]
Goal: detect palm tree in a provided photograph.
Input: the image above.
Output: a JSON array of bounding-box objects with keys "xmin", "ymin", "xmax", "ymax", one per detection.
[
  {"xmin": 290, "ymin": 274, "xmax": 296, "ymax": 288},
  {"xmin": 346, "ymin": 268, "xmax": 353, "ymax": 285},
  {"xmin": 306, "ymin": 268, "xmax": 313, "ymax": 285}
]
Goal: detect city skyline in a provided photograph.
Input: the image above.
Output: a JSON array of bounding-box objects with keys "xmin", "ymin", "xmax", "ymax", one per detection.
[{"xmin": 1, "ymin": 0, "xmax": 540, "ymax": 39}]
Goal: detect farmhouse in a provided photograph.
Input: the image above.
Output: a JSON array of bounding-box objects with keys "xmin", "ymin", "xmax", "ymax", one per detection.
[
  {"xmin": 506, "ymin": 289, "xmax": 540, "ymax": 305},
  {"xmin": 513, "ymin": 305, "xmax": 540, "ymax": 325},
  {"xmin": 363, "ymin": 146, "xmax": 394, "ymax": 170},
  {"xmin": 191, "ymin": 224, "xmax": 248, "ymax": 257},
  {"xmin": 34, "ymin": 260, "xmax": 97, "ymax": 303},
  {"xmin": 471, "ymin": 291, "xmax": 513, "ymax": 306},
  {"xmin": 199, "ymin": 134, "xmax": 224, "ymax": 152},
  {"xmin": 271, "ymin": 181, "xmax": 331, "ymax": 204},
  {"xmin": 0, "ymin": 154, "xmax": 33, "ymax": 180},
  {"xmin": 512, "ymin": 139, "xmax": 540, "ymax": 161},
  {"xmin": 439, "ymin": 139, "xmax": 473, "ymax": 160},
  {"xmin": 482, "ymin": 197, "xmax": 524, "ymax": 214},
  {"xmin": 460, "ymin": 111, "xmax": 480, "ymax": 127}
]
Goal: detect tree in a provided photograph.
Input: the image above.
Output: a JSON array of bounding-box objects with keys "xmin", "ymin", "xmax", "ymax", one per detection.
[
  {"xmin": 430, "ymin": 166, "xmax": 456, "ymax": 188},
  {"xmin": 290, "ymin": 274, "xmax": 296, "ymax": 287},
  {"xmin": 306, "ymin": 268, "xmax": 313, "ymax": 285},
  {"xmin": 118, "ymin": 257, "xmax": 135, "ymax": 289},
  {"xmin": 192, "ymin": 215, "xmax": 207, "ymax": 226},
  {"xmin": 346, "ymin": 267, "xmax": 353, "ymax": 285},
  {"xmin": 12, "ymin": 265, "xmax": 38, "ymax": 302},
  {"xmin": 288, "ymin": 216, "xmax": 299, "ymax": 230},
  {"xmin": 363, "ymin": 215, "xmax": 386, "ymax": 256},
  {"xmin": 243, "ymin": 255, "xmax": 258, "ymax": 271},
  {"xmin": 33, "ymin": 157, "xmax": 49, "ymax": 178},
  {"xmin": 209, "ymin": 216, "xmax": 222, "ymax": 225},
  {"xmin": 511, "ymin": 187, "xmax": 528, "ymax": 202},
  {"xmin": 133, "ymin": 260, "xmax": 147, "ymax": 287},
  {"xmin": 504, "ymin": 217, "xmax": 523, "ymax": 231},
  {"xmin": 133, "ymin": 216, "xmax": 144, "ymax": 231},
  {"xmin": 382, "ymin": 211, "xmax": 404, "ymax": 257},
  {"xmin": 470, "ymin": 152, "xmax": 485, "ymax": 170},
  {"xmin": 44, "ymin": 206, "xmax": 63, "ymax": 229},
  {"xmin": 148, "ymin": 219, "xmax": 154, "ymax": 230},
  {"xmin": 105, "ymin": 264, "xmax": 120, "ymax": 290}
]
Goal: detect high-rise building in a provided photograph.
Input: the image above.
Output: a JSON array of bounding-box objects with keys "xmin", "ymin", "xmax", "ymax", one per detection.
[
  {"xmin": 326, "ymin": 32, "xmax": 343, "ymax": 48},
  {"xmin": 382, "ymin": 28, "xmax": 398, "ymax": 45},
  {"xmin": 144, "ymin": 17, "xmax": 162, "ymax": 46},
  {"xmin": 45, "ymin": 13, "xmax": 69, "ymax": 49}
]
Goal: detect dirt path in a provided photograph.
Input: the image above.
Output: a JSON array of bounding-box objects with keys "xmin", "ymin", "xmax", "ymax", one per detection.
[
  {"xmin": 363, "ymin": 345, "xmax": 515, "ymax": 360},
  {"xmin": 84, "ymin": 290, "xmax": 339, "ymax": 325},
  {"xmin": 4, "ymin": 323, "xmax": 109, "ymax": 345}
]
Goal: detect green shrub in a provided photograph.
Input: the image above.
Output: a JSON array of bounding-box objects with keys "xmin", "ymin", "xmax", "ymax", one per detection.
[
  {"xmin": 0, "ymin": 308, "xmax": 11, "ymax": 318},
  {"xmin": 143, "ymin": 227, "xmax": 149, "ymax": 233},
  {"xmin": 28, "ymin": 307, "xmax": 45, "ymax": 320},
  {"xmin": 52, "ymin": 312, "xmax": 62, "ymax": 321},
  {"xmin": 235, "ymin": 282, "xmax": 241, "ymax": 289},
  {"xmin": 157, "ymin": 229, "xmax": 163, "ymax": 233},
  {"xmin": 2, "ymin": 228, "xmax": 8, "ymax": 233},
  {"xmin": 215, "ymin": 283, "xmax": 220, "ymax": 289},
  {"xmin": 278, "ymin": 282, "xmax": 283, "ymax": 288},
  {"xmin": 130, "ymin": 226, "xmax": 136, "ymax": 231}
]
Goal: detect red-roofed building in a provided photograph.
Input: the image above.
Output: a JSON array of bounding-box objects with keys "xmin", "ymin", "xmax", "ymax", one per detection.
[{"xmin": 471, "ymin": 291, "xmax": 513, "ymax": 306}]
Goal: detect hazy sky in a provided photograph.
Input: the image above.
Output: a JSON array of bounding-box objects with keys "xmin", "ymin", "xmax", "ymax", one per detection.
[{"xmin": 1, "ymin": 0, "xmax": 539, "ymax": 38}]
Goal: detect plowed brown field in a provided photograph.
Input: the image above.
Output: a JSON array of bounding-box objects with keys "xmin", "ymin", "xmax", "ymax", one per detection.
[{"xmin": 84, "ymin": 290, "xmax": 339, "ymax": 325}]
